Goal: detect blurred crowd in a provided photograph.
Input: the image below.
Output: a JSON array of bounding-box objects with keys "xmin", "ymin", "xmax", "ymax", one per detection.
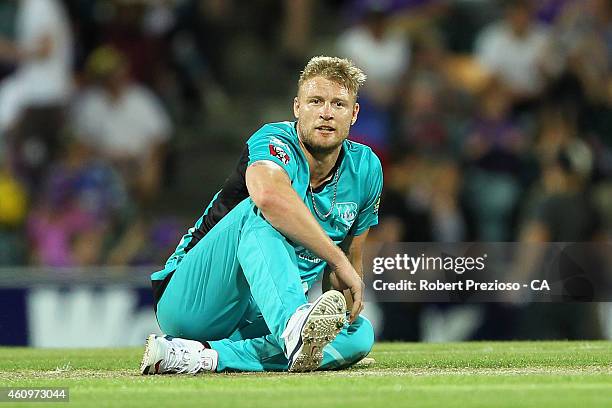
[{"xmin": 0, "ymin": 0, "xmax": 610, "ymax": 339}]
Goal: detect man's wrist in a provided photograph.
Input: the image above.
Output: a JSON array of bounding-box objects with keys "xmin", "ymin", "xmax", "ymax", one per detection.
[{"xmin": 326, "ymin": 249, "xmax": 351, "ymax": 270}]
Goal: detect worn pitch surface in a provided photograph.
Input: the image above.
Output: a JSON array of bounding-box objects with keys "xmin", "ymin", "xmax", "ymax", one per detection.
[{"xmin": 1, "ymin": 341, "xmax": 610, "ymax": 407}]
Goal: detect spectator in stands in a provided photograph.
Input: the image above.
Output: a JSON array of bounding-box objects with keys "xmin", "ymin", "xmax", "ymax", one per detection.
[
  {"xmin": 399, "ymin": 73, "xmax": 450, "ymax": 154},
  {"xmin": 72, "ymin": 46, "xmax": 172, "ymax": 203},
  {"xmin": 475, "ymin": 0, "xmax": 556, "ymax": 113},
  {"xmin": 549, "ymin": 0, "xmax": 612, "ymax": 105},
  {"xmin": 338, "ymin": 6, "xmax": 410, "ymax": 106},
  {"xmin": 429, "ymin": 157, "xmax": 466, "ymax": 242},
  {"xmin": 106, "ymin": 216, "xmax": 185, "ymax": 267},
  {"xmin": 461, "ymin": 82, "xmax": 528, "ymax": 241},
  {"xmin": 0, "ymin": 154, "xmax": 27, "ymax": 266},
  {"xmin": 338, "ymin": 6, "xmax": 411, "ymax": 159},
  {"xmin": 511, "ymin": 141, "xmax": 605, "ymax": 339},
  {"xmin": 27, "ymin": 138, "xmax": 130, "ymax": 267},
  {"xmin": 0, "ymin": 0, "xmax": 73, "ymax": 192},
  {"xmin": 522, "ymin": 136, "xmax": 599, "ymax": 243},
  {"xmin": 463, "ymin": 82, "xmax": 529, "ymax": 175},
  {"xmin": 547, "ymin": 0, "xmax": 612, "ymax": 181}
]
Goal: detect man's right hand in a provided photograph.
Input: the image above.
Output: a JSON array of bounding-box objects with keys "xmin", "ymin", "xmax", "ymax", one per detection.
[
  {"xmin": 246, "ymin": 160, "xmax": 365, "ymax": 323},
  {"xmin": 328, "ymin": 259, "xmax": 364, "ymax": 324}
]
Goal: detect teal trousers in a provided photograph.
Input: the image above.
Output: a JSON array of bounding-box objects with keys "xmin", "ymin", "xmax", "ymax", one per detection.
[{"xmin": 156, "ymin": 199, "xmax": 374, "ymax": 371}]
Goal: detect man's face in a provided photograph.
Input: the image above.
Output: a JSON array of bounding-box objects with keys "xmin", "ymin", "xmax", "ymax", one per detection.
[
  {"xmin": 294, "ymin": 76, "xmax": 359, "ymax": 154},
  {"xmin": 507, "ymin": 6, "xmax": 531, "ymax": 36}
]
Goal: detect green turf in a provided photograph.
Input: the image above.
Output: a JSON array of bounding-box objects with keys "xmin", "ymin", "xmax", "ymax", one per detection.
[{"xmin": 0, "ymin": 342, "xmax": 610, "ymax": 407}]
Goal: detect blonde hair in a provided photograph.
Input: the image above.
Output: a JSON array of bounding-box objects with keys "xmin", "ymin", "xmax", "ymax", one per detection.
[
  {"xmin": 86, "ymin": 46, "xmax": 127, "ymax": 79},
  {"xmin": 298, "ymin": 56, "xmax": 366, "ymax": 99}
]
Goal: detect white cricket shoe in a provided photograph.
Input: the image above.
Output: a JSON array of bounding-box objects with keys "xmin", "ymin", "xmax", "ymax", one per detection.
[
  {"xmin": 140, "ymin": 334, "xmax": 218, "ymax": 375},
  {"xmin": 282, "ymin": 290, "xmax": 347, "ymax": 372}
]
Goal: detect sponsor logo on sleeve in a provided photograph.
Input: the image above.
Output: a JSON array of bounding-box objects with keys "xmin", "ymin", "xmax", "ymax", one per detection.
[{"xmin": 269, "ymin": 144, "xmax": 290, "ymax": 165}]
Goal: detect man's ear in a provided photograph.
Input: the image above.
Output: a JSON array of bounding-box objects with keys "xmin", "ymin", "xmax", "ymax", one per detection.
[
  {"xmin": 351, "ymin": 102, "xmax": 360, "ymax": 125},
  {"xmin": 293, "ymin": 97, "xmax": 299, "ymax": 119}
]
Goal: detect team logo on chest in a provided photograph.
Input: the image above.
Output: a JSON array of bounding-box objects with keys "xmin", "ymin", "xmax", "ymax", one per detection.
[{"xmin": 335, "ymin": 202, "xmax": 358, "ymax": 222}]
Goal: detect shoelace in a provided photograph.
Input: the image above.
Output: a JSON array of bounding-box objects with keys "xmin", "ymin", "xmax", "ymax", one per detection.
[
  {"xmin": 295, "ymin": 303, "xmax": 311, "ymax": 313},
  {"xmin": 166, "ymin": 347, "xmax": 192, "ymax": 374}
]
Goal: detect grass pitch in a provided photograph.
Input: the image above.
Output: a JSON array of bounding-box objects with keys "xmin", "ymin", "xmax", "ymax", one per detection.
[{"xmin": 0, "ymin": 341, "xmax": 610, "ymax": 407}]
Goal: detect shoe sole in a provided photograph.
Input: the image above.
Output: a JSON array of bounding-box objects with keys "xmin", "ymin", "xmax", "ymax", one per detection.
[
  {"xmin": 288, "ymin": 290, "xmax": 347, "ymax": 372},
  {"xmin": 140, "ymin": 334, "xmax": 159, "ymax": 375}
]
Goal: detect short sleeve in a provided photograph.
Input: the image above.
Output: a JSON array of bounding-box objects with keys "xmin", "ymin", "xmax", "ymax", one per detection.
[
  {"xmin": 19, "ymin": 1, "xmax": 56, "ymax": 49},
  {"xmin": 475, "ymin": 25, "xmax": 502, "ymax": 73},
  {"xmin": 246, "ymin": 125, "xmax": 299, "ymax": 182},
  {"xmin": 71, "ymin": 90, "xmax": 104, "ymax": 147},
  {"xmin": 352, "ymin": 153, "xmax": 383, "ymax": 236},
  {"xmin": 135, "ymin": 87, "xmax": 172, "ymax": 141}
]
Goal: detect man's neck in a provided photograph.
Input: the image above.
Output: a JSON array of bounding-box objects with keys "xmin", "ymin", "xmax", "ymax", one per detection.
[{"xmin": 299, "ymin": 140, "xmax": 342, "ymax": 189}]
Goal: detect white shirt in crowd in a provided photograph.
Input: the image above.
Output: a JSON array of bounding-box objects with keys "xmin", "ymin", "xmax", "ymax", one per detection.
[
  {"xmin": 337, "ymin": 25, "xmax": 410, "ymax": 91},
  {"xmin": 0, "ymin": 78, "xmax": 22, "ymax": 132},
  {"xmin": 476, "ymin": 22, "xmax": 551, "ymax": 95},
  {"xmin": 73, "ymin": 85, "xmax": 172, "ymax": 159},
  {"xmin": 15, "ymin": 0, "xmax": 73, "ymax": 107}
]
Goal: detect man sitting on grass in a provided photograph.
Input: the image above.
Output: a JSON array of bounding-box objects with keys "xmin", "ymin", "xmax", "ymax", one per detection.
[{"xmin": 141, "ymin": 56, "xmax": 382, "ymax": 374}]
